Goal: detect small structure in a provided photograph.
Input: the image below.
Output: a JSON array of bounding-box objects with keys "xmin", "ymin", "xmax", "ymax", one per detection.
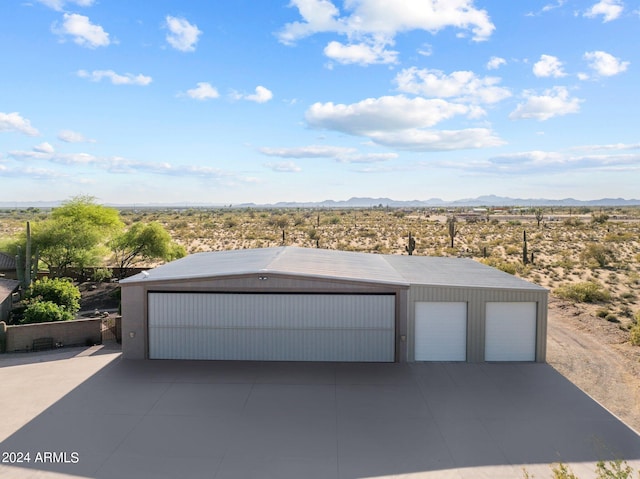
[
  {"xmin": 0, "ymin": 252, "xmax": 17, "ymax": 280},
  {"xmin": 0, "ymin": 278, "xmax": 20, "ymax": 324},
  {"xmin": 120, "ymin": 247, "xmax": 548, "ymax": 363}
]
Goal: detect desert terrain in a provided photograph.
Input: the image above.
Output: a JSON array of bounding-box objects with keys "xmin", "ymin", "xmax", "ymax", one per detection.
[{"xmin": 1, "ymin": 205, "xmax": 639, "ymax": 430}]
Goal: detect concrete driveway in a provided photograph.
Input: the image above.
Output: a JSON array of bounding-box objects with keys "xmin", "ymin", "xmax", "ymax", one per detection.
[{"xmin": 1, "ymin": 345, "xmax": 639, "ymax": 479}]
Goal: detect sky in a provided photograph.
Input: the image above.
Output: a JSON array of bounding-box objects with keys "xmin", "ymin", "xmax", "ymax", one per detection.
[{"xmin": 0, "ymin": 0, "xmax": 638, "ymax": 205}]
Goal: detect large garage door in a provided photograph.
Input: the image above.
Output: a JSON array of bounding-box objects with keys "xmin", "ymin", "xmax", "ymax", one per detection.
[
  {"xmin": 148, "ymin": 293, "xmax": 395, "ymax": 362},
  {"xmin": 414, "ymin": 302, "xmax": 467, "ymax": 361},
  {"xmin": 485, "ymin": 302, "xmax": 537, "ymax": 361}
]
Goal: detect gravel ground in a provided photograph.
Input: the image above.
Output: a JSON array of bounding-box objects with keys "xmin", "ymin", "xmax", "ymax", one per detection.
[{"xmin": 546, "ymin": 296, "xmax": 640, "ymax": 434}]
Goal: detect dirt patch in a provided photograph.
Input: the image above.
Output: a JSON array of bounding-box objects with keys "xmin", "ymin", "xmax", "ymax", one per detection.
[
  {"xmin": 78, "ymin": 282, "xmax": 120, "ymax": 312},
  {"xmin": 547, "ymin": 296, "xmax": 640, "ymax": 433}
]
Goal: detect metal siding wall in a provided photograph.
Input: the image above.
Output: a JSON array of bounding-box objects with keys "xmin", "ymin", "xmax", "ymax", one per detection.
[
  {"xmin": 407, "ymin": 286, "xmax": 548, "ymax": 363},
  {"xmin": 148, "ymin": 293, "xmax": 395, "ymax": 361}
]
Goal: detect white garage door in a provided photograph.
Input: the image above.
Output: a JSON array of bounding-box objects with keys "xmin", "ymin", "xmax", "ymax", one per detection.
[
  {"xmin": 485, "ymin": 302, "xmax": 537, "ymax": 361},
  {"xmin": 148, "ymin": 293, "xmax": 395, "ymax": 362},
  {"xmin": 414, "ymin": 302, "xmax": 467, "ymax": 361}
]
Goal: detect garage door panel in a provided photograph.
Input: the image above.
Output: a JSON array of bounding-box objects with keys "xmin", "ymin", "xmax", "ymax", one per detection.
[
  {"xmin": 485, "ymin": 302, "xmax": 536, "ymax": 361},
  {"xmin": 414, "ymin": 302, "xmax": 467, "ymax": 361},
  {"xmin": 148, "ymin": 293, "xmax": 395, "ymax": 362}
]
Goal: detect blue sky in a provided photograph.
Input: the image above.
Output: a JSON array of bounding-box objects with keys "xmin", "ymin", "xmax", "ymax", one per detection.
[{"xmin": 0, "ymin": 0, "xmax": 638, "ymax": 204}]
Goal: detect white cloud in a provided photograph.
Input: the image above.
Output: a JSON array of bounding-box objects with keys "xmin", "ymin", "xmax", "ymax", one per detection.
[
  {"xmin": 584, "ymin": 50, "xmax": 629, "ymax": 76},
  {"xmin": 324, "ymin": 40, "xmax": 398, "ymax": 65},
  {"xmin": 542, "ymin": 0, "xmax": 566, "ymax": 12},
  {"xmin": 259, "ymin": 145, "xmax": 397, "ymax": 163},
  {"xmin": 451, "ymin": 150, "xmax": 640, "ymax": 175},
  {"xmin": 417, "ymin": 43, "xmax": 432, "ymax": 57},
  {"xmin": 264, "ymin": 161, "xmax": 302, "ymax": 173},
  {"xmin": 509, "ymin": 87, "xmax": 582, "ymax": 121},
  {"xmin": 486, "ymin": 56, "xmax": 506, "ymax": 70},
  {"xmin": 573, "ymin": 142, "xmax": 640, "ymax": 151},
  {"xmin": 36, "ymin": 0, "xmax": 94, "ymax": 11},
  {"xmin": 33, "ymin": 142, "xmax": 55, "ymax": 154},
  {"xmin": 584, "ymin": 0, "xmax": 624, "ymax": 22},
  {"xmin": 278, "ymin": 0, "xmax": 494, "ymax": 65},
  {"xmin": 165, "ymin": 16, "xmax": 202, "ymax": 52},
  {"xmin": 306, "ymin": 95, "xmax": 471, "ymax": 134},
  {"xmin": 232, "ymin": 86, "xmax": 273, "ymax": 103},
  {"xmin": 533, "ymin": 54, "xmax": 566, "ymax": 78},
  {"xmin": 394, "ymin": 67, "xmax": 511, "ymax": 104},
  {"xmin": 367, "ymin": 128, "xmax": 504, "ymax": 151},
  {"xmin": 53, "ymin": 13, "xmax": 110, "ymax": 48},
  {"xmin": 58, "ymin": 129, "xmax": 95, "ymax": 143},
  {"xmin": 185, "ymin": 82, "xmax": 219, "ymax": 100},
  {"xmin": 337, "ymin": 152, "xmax": 398, "ymax": 163},
  {"xmin": 0, "ymin": 112, "xmax": 40, "ymax": 136},
  {"xmin": 77, "ymin": 69, "xmax": 152, "ymax": 86},
  {"xmin": 259, "ymin": 145, "xmax": 356, "ymax": 158},
  {"xmin": 305, "ymin": 95, "xmax": 503, "ymax": 151},
  {"xmin": 8, "ymin": 148, "xmax": 259, "ymax": 182}
]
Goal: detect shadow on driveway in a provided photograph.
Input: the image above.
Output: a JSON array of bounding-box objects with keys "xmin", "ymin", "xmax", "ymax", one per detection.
[{"xmin": 1, "ymin": 358, "xmax": 639, "ymax": 478}]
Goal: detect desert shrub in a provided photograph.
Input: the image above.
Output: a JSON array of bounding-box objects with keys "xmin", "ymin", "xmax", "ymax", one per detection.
[
  {"xmin": 563, "ymin": 218, "xmax": 583, "ymax": 227},
  {"xmin": 631, "ymin": 323, "xmax": 640, "ymax": 346},
  {"xmin": 604, "ymin": 231, "xmax": 634, "ymax": 242},
  {"xmin": 21, "ymin": 301, "xmax": 73, "ymax": 324},
  {"xmin": 591, "ymin": 212, "xmax": 609, "ymax": 224},
  {"xmin": 27, "ymin": 278, "xmax": 81, "ymax": 314},
  {"xmin": 620, "ymin": 292, "xmax": 637, "ymax": 301},
  {"xmin": 223, "ymin": 217, "xmax": 238, "ymax": 228},
  {"xmin": 580, "ymin": 243, "xmax": 615, "ymax": 268},
  {"xmin": 551, "ymin": 462, "xmax": 578, "ymax": 479},
  {"xmin": 554, "ymin": 281, "xmax": 611, "ymax": 303},
  {"xmin": 596, "ymin": 459, "xmax": 634, "ymax": 479},
  {"xmin": 92, "ymin": 267, "xmax": 113, "ymax": 282},
  {"xmin": 605, "ymin": 313, "xmax": 619, "ymax": 323},
  {"xmin": 480, "ymin": 258, "xmax": 518, "ymax": 275},
  {"xmin": 596, "ymin": 308, "xmax": 609, "ymax": 318}
]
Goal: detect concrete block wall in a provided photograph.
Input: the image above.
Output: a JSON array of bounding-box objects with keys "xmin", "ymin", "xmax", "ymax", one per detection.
[{"xmin": 5, "ymin": 318, "xmax": 102, "ymax": 352}]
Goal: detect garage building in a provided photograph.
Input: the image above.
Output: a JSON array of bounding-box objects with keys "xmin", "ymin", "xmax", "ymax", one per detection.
[{"xmin": 120, "ymin": 246, "xmax": 547, "ymax": 363}]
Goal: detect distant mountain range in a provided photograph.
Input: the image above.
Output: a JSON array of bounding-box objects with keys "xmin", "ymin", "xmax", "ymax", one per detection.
[
  {"xmin": 1, "ymin": 195, "xmax": 639, "ymax": 209},
  {"xmin": 243, "ymin": 195, "xmax": 640, "ymax": 208}
]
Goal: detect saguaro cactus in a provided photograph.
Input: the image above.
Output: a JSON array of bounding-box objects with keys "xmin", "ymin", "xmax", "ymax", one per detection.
[
  {"xmin": 447, "ymin": 216, "xmax": 458, "ymax": 248},
  {"xmin": 405, "ymin": 232, "xmax": 416, "ymax": 255},
  {"xmin": 16, "ymin": 221, "xmax": 39, "ymax": 289}
]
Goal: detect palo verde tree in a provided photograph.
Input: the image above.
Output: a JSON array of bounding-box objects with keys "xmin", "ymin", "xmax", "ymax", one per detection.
[
  {"xmin": 109, "ymin": 222, "xmax": 186, "ymax": 276},
  {"xmin": 31, "ymin": 196, "xmax": 123, "ymax": 275}
]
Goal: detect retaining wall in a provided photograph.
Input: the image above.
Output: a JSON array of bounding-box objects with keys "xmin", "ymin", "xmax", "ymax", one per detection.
[{"xmin": 5, "ymin": 318, "xmax": 101, "ymax": 353}]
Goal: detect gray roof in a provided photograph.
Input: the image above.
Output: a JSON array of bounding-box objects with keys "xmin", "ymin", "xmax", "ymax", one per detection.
[
  {"xmin": 0, "ymin": 252, "xmax": 16, "ymax": 271},
  {"xmin": 122, "ymin": 246, "xmax": 545, "ymax": 291},
  {"xmin": 0, "ymin": 278, "xmax": 20, "ymax": 303}
]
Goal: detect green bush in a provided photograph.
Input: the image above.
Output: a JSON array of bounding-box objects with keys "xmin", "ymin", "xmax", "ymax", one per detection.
[
  {"xmin": 554, "ymin": 281, "xmax": 611, "ymax": 303},
  {"xmin": 92, "ymin": 267, "xmax": 113, "ymax": 282},
  {"xmin": 27, "ymin": 278, "xmax": 81, "ymax": 314},
  {"xmin": 21, "ymin": 301, "xmax": 73, "ymax": 324}
]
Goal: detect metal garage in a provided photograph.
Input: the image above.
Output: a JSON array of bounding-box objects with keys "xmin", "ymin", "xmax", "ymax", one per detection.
[
  {"xmin": 148, "ymin": 292, "xmax": 395, "ymax": 361},
  {"xmin": 120, "ymin": 246, "xmax": 548, "ymax": 363}
]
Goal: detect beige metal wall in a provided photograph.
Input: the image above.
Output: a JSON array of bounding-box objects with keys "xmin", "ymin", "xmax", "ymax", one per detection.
[
  {"xmin": 121, "ymin": 274, "xmax": 408, "ymax": 360},
  {"xmin": 406, "ymin": 285, "xmax": 548, "ymax": 363},
  {"xmin": 121, "ymin": 273, "xmax": 547, "ymax": 363}
]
